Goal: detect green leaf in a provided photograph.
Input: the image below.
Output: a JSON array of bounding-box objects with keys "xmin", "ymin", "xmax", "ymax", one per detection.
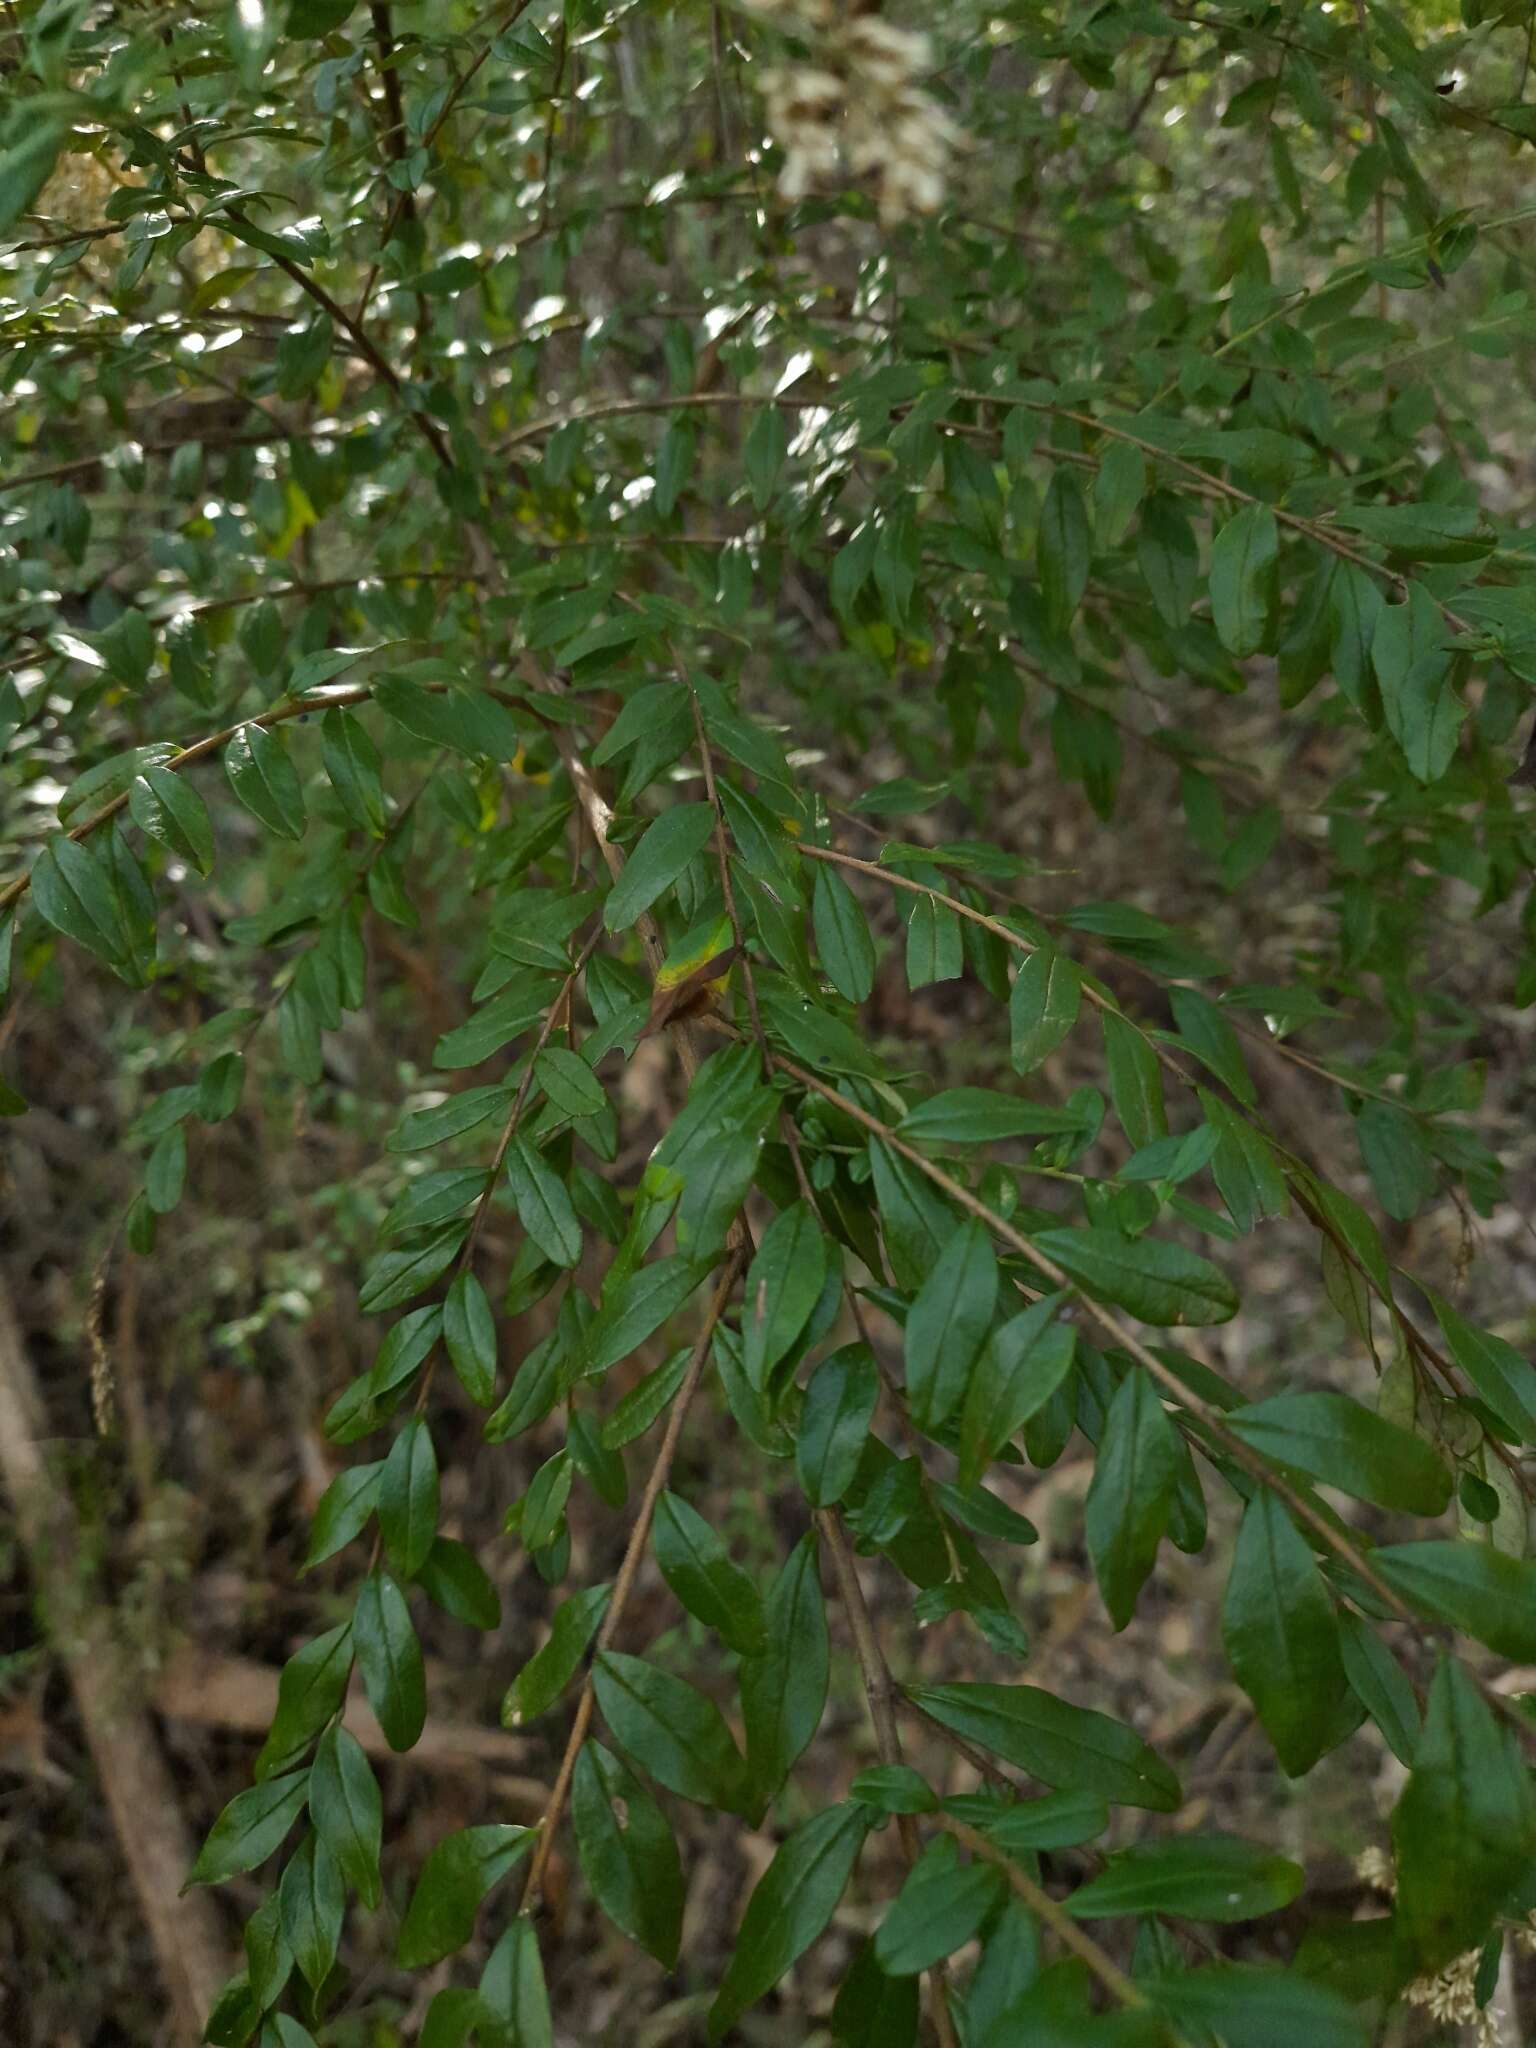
[
  {"xmin": 1200, "ymin": 1091, "xmax": 1287, "ymax": 1234},
  {"xmin": 1393, "ymin": 1656, "xmax": 1536, "ymax": 1969},
  {"xmin": 812, "ymin": 862, "xmax": 876, "ymax": 1004},
  {"xmin": 31, "ymin": 835, "xmax": 134, "ymax": 973},
  {"xmin": 898, "ymin": 1087, "xmax": 1088, "ymax": 1145},
  {"xmin": 395, "ymin": 1824, "xmax": 535, "ymax": 1969},
  {"xmin": 1094, "ymin": 440, "xmax": 1146, "ymax": 549},
  {"xmin": 741, "ymin": 1531, "xmax": 830, "ymax": 1803},
  {"xmin": 416, "ymin": 1537, "xmax": 501, "ymax": 1630},
  {"xmin": 1209, "ymin": 503, "xmax": 1279, "ymax": 658},
  {"xmin": 254, "ymin": 1623, "xmax": 353, "ymax": 1779},
  {"xmin": 478, "ymin": 1918, "xmax": 552, "ymax": 2048},
  {"xmin": 1148, "ymin": 1966, "xmax": 1367, "ymax": 2048},
  {"xmin": 875, "ymin": 1834, "xmax": 1005, "ymax": 1975},
  {"xmin": 1102, "ymin": 1009, "xmax": 1166, "ymax": 1149},
  {"xmin": 904, "ymin": 1219, "xmax": 998, "ymax": 1431},
  {"xmin": 959, "ymin": 1299, "xmax": 1076, "ymax": 1490},
  {"xmin": 1427, "ymin": 1289, "xmax": 1536, "ymax": 1443},
  {"xmin": 534, "ymin": 1046, "xmax": 606, "ymax": 1119},
  {"xmin": 1084, "ymin": 1368, "xmax": 1180, "ymax": 1629},
  {"xmin": 653, "ymin": 1490, "xmax": 767, "ymax": 1655},
  {"xmin": 572, "ymin": 1740, "xmax": 684, "ymax": 1967},
  {"xmin": 278, "ymin": 1831, "xmax": 345, "ymax": 1991},
  {"xmin": 1337, "ymin": 1611, "xmax": 1420, "ymax": 1767},
  {"xmin": 379, "ymin": 1418, "xmax": 440, "ymax": 1577},
  {"xmin": 1038, "ymin": 469, "xmax": 1091, "ymax": 628},
  {"xmin": 1355, "ymin": 1100, "xmax": 1436, "ymax": 1222},
  {"xmin": 603, "ymin": 804, "xmax": 716, "ymax": 931},
  {"xmin": 506, "ymin": 1137, "xmax": 583, "ymax": 1268},
  {"xmin": 443, "ymin": 1271, "xmax": 497, "ymax": 1406},
  {"xmin": 592, "ymin": 1650, "xmax": 750, "ymax": 1814},
  {"xmin": 1066, "ymin": 1833, "xmax": 1302, "ymax": 1921},
  {"xmin": 745, "ymin": 403, "xmax": 787, "ymax": 511},
  {"xmin": 1009, "ymin": 946, "xmax": 1081, "ymax": 1073},
  {"xmin": 145, "ymin": 1124, "xmax": 187, "ymax": 1214},
  {"xmin": 1221, "ymin": 1492, "xmax": 1345, "ymax": 1777},
  {"xmin": 302, "ymin": 1461, "xmax": 382, "ymax": 1569},
  {"xmin": 1170, "ymin": 988, "xmax": 1256, "ymax": 1106},
  {"xmin": 307, "ymin": 1725, "xmax": 382, "ymax": 1910},
  {"xmin": 582, "ymin": 1256, "xmax": 702, "ymax": 1378},
  {"xmin": 795, "ymin": 1343, "xmax": 879, "ymax": 1508},
  {"xmin": 1033, "ymin": 1226, "xmax": 1238, "ymax": 1326},
  {"xmin": 742, "ymin": 1200, "xmax": 829, "ymax": 1391},
  {"xmin": 503, "ymin": 1582, "xmax": 612, "ymax": 1726},
  {"xmin": 224, "ymin": 724, "xmax": 306, "ymax": 840},
  {"xmin": 907, "ymin": 1682, "xmax": 1181, "ymax": 1810},
  {"xmin": 321, "ymin": 707, "xmax": 386, "ymax": 835},
  {"xmin": 129, "ymin": 766, "xmax": 214, "ymax": 875},
  {"xmin": 707, "ymin": 1804, "xmax": 871, "ymax": 2038},
  {"xmin": 601, "ymin": 1346, "xmax": 691, "ymax": 1449},
  {"xmin": 187, "ymin": 1770, "xmax": 310, "ymax": 1887},
  {"xmin": 1373, "ymin": 1540, "xmax": 1536, "ymax": 1660},
  {"xmin": 1137, "ymin": 491, "xmax": 1200, "ymax": 629},
  {"xmin": 353, "ymin": 1571, "xmax": 426, "ymax": 1751},
  {"xmin": 850, "ymin": 1764, "xmax": 937, "ymax": 1815},
  {"xmin": 972, "ymin": 1789, "xmax": 1110, "ymax": 1852},
  {"xmin": 1227, "ymin": 1392, "xmax": 1451, "ymax": 1516}
]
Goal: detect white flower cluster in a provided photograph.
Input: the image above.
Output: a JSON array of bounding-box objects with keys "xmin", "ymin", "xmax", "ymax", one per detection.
[
  {"xmin": 1354, "ymin": 1852, "xmax": 1504, "ymax": 2046},
  {"xmin": 751, "ymin": 9, "xmax": 961, "ymax": 226}
]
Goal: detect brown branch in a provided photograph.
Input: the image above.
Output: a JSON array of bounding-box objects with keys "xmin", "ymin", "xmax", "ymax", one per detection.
[
  {"xmin": 933, "ymin": 1814, "xmax": 1154, "ymax": 2020},
  {"xmin": 517, "ymin": 1246, "xmax": 748, "ymax": 1916}
]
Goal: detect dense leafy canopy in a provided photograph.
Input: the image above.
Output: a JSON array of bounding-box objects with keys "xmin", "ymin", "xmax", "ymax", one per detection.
[{"xmin": 6, "ymin": 0, "xmax": 1536, "ymax": 2041}]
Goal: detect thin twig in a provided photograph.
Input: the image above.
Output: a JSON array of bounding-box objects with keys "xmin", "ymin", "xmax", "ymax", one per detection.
[{"xmin": 517, "ymin": 1247, "xmax": 747, "ymax": 1915}]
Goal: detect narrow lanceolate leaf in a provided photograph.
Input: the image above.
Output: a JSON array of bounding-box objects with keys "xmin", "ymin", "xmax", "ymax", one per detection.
[
  {"xmin": 395, "ymin": 1825, "xmax": 535, "ymax": 1969},
  {"xmin": 603, "ymin": 803, "xmax": 716, "ymax": 930},
  {"xmin": 592, "ymin": 1650, "xmax": 751, "ymax": 1815},
  {"xmin": 503, "ymin": 1583, "xmax": 612, "ymax": 1726},
  {"xmin": 224, "ymin": 722, "xmax": 306, "ymax": 838},
  {"xmin": 1393, "ymin": 1657, "xmax": 1536, "ymax": 1969},
  {"xmin": 379, "ymin": 1418, "xmax": 440, "ymax": 1578},
  {"xmin": 795, "ymin": 1344, "xmax": 879, "ymax": 1507},
  {"xmin": 253, "ymin": 1622, "xmax": 353, "ymax": 1779},
  {"xmin": 1066, "ymin": 1833, "xmax": 1303, "ymax": 1922},
  {"xmin": 187, "ymin": 1770, "xmax": 310, "ymax": 1886},
  {"xmin": 479, "ymin": 1918, "xmax": 552, "ymax": 2048},
  {"xmin": 1083, "ymin": 1368, "xmax": 1179, "ymax": 1629},
  {"xmin": 129, "ymin": 765, "xmax": 215, "ymax": 874},
  {"xmin": 741, "ymin": 1531, "xmax": 830, "ymax": 1803},
  {"xmin": 812, "ymin": 861, "xmax": 876, "ymax": 1003},
  {"xmin": 1372, "ymin": 1540, "xmax": 1536, "ymax": 1661},
  {"xmin": 1033, "ymin": 1226, "xmax": 1238, "ymax": 1326},
  {"xmin": 875, "ymin": 1835, "xmax": 1005, "ymax": 1975},
  {"xmin": 904, "ymin": 1219, "xmax": 998, "ymax": 1431},
  {"xmin": 897, "ymin": 1087, "xmax": 1087, "ymax": 1145},
  {"xmin": 707, "ymin": 1804, "xmax": 871, "ymax": 2040},
  {"xmin": 1209, "ymin": 502, "xmax": 1279, "ymax": 658},
  {"xmin": 742, "ymin": 1200, "xmax": 829, "ymax": 1391},
  {"xmin": 309, "ymin": 1725, "xmax": 383, "ymax": 1910},
  {"xmin": 1038, "ymin": 468, "xmax": 1091, "ymax": 627},
  {"xmin": 443, "ymin": 1270, "xmax": 497, "ymax": 1406},
  {"xmin": 1200, "ymin": 1089, "xmax": 1286, "ymax": 1234},
  {"xmin": 1226, "ymin": 1391, "xmax": 1451, "ymax": 1516},
  {"xmin": 506, "ymin": 1137, "xmax": 583, "ymax": 1268},
  {"xmin": 1009, "ymin": 946, "xmax": 1081, "ymax": 1074},
  {"xmin": 907, "ymin": 1681, "xmax": 1181, "ymax": 1811},
  {"xmin": 302, "ymin": 1461, "xmax": 382, "ymax": 1570},
  {"xmin": 279, "ymin": 1831, "xmax": 345, "ymax": 1991},
  {"xmin": 1338, "ymin": 1612, "xmax": 1420, "ymax": 1767},
  {"xmin": 1221, "ymin": 1492, "xmax": 1345, "ymax": 1777},
  {"xmin": 960, "ymin": 1299, "xmax": 1076, "ymax": 1490},
  {"xmin": 1101, "ymin": 1009, "xmax": 1166, "ymax": 1149},
  {"xmin": 321, "ymin": 706, "xmax": 386, "ymax": 835},
  {"xmin": 582, "ymin": 1256, "xmax": 701, "ymax": 1378},
  {"xmin": 652, "ymin": 1490, "xmax": 767, "ymax": 1656},
  {"xmin": 572, "ymin": 1741, "xmax": 684, "ymax": 1968},
  {"xmin": 353, "ymin": 1571, "xmax": 426, "ymax": 1751},
  {"xmin": 1428, "ymin": 1289, "xmax": 1536, "ymax": 1443}
]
